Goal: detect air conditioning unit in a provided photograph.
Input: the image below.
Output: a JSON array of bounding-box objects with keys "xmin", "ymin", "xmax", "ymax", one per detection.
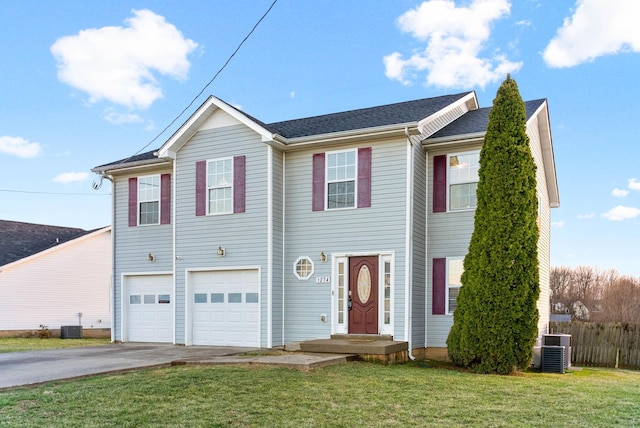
[
  {"xmin": 541, "ymin": 345, "xmax": 565, "ymax": 374},
  {"xmin": 60, "ymin": 325, "xmax": 83, "ymax": 339},
  {"xmin": 543, "ymin": 334, "xmax": 571, "ymax": 369}
]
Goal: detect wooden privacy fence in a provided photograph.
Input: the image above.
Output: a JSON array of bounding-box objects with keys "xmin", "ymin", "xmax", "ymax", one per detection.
[{"xmin": 549, "ymin": 322, "xmax": 640, "ymax": 369}]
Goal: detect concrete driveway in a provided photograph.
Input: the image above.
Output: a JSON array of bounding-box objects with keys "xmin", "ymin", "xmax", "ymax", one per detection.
[{"xmin": 0, "ymin": 343, "xmax": 257, "ymax": 390}]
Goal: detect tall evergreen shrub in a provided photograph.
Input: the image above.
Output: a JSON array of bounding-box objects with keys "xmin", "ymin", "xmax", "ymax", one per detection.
[{"xmin": 446, "ymin": 76, "xmax": 540, "ymax": 374}]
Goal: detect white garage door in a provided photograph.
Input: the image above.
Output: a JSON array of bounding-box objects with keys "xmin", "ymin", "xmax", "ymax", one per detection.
[
  {"xmin": 127, "ymin": 275, "xmax": 173, "ymax": 343},
  {"xmin": 190, "ymin": 270, "xmax": 259, "ymax": 347}
]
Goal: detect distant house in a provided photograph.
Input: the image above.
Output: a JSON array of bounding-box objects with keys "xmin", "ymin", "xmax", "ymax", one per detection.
[
  {"xmin": 0, "ymin": 220, "xmax": 111, "ymax": 336},
  {"xmin": 93, "ymin": 91, "xmax": 558, "ymax": 358}
]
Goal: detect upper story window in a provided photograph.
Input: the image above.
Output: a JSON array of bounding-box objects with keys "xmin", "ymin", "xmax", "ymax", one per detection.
[
  {"xmin": 448, "ymin": 151, "xmax": 479, "ymax": 211},
  {"xmin": 128, "ymin": 174, "xmax": 170, "ymax": 227},
  {"xmin": 312, "ymin": 147, "xmax": 371, "ymax": 212},
  {"xmin": 195, "ymin": 156, "xmax": 245, "ymax": 217},
  {"xmin": 138, "ymin": 175, "xmax": 160, "ymax": 225},
  {"xmin": 207, "ymin": 158, "xmax": 233, "ymax": 215},
  {"xmin": 447, "ymin": 257, "xmax": 464, "ymax": 314},
  {"xmin": 327, "ymin": 149, "xmax": 356, "ymax": 209}
]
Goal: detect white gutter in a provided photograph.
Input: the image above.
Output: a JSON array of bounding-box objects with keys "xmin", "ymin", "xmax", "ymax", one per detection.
[
  {"xmin": 267, "ymin": 145, "xmax": 273, "ymax": 348},
  {"xmin": 404, "ymin": 127, "xmax": 415, "ymax": 361},
  {"xmin": 172, "ymin": 157, "xmax": 178, "ymax": 345}
]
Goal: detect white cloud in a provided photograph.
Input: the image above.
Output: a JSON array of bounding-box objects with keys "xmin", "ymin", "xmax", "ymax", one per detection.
[
  {"xmin": 104, "ymin": 108, "xmax": 144, "ymax": 125},
  {"xmin": 612, "ymin": 188, "xmax": 629, "ymax": 197},
  {"xmin": 0, "ymin": 135, "xmax": 42, "ymax": 158},
  {"xmin": 384, "ymin": 0, "xmax": 522, "ymax": 88},
  {"xmin": 53, "ymin": 172, "xmax": 89, "ymax": 184},
  {"xmin": 602, "ymin": 205, "xmax": 640, "ymax": 221},
  {"xmin": 551, "ymin": 221, "xmax": 565, "ymax": 228},
  {"xmin": 577, "ymin": 213, "xmax": 595, "ymax": 220},
  {"xmin": 629, "ymin": 178, "xmax": 640, "ymax": 190},
  {"xmin": 543, "ymin": 0, "xmax": 640, "ymax": 68},
  {"xmin": 290, "ymin": 91, "xmax": 296, "ymax": 99},
  {"xmin": 51, "ymin": 9, "xmax": 198, "ymax": 110}
]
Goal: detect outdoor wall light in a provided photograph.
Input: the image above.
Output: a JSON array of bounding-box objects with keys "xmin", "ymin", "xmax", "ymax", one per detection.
[
  {"xmin": 320, "ymin": 251, "xmax": 327, "ymax": 263},
  {"xmin": 217, "ymin": 246, "xmax": 226, "ymax": 257},
  {"xmin": 147, "ymin": 253, "xmax": 155, "ymax": 262}
]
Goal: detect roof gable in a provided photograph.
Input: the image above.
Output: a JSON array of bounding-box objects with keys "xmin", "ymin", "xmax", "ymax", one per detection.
[{"xmin": 0, "ymin": 220, "xmax": 90, "ymax": 266}]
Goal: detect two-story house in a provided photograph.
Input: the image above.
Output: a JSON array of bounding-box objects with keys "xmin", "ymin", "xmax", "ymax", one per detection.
[{"xmin": 92, "ymin": 90, "xmax": 558, "ymax": 359}]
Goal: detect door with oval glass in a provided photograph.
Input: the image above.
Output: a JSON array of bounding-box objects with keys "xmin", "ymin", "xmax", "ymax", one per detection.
[{"xmin": 348, "ymin": 256, "xmax": 378, "ymax": 334}]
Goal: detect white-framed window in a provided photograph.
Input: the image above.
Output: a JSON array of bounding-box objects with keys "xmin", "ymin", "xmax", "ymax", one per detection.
[
  {"xmin": 207, "ymin": 157, "xmax": 233, "ymax": 215},
  {"xmin": 383, "ymin": 258, "xmax": 392, "ymax": 325},
  {"xmin": 294, "ymin": 256, "xmax": 314, "ymax": 280},
  {"xmin": 326, "ymin": 149, "xmax": 356, "ymax": 209},
  {"xmin": 138, "ymin": 175, "xmax": 160, "ymax": 225},
  {"xmin": 447, "ymin": 257, "xmax": 464, "ymax": 314},
  {"xmin": 448, "ymin": 151, "xmax": 479, "ymax": 211}
]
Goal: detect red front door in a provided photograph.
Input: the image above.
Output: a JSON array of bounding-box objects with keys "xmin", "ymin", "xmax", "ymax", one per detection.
[{"xmin": 348, "ymin": 256, "xmax": 378, "ymax": 334}]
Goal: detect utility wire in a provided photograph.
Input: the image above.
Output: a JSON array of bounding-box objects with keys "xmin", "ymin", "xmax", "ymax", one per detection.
[
  {"xmin": 0, "ymin": 189, "xmax": 110, "ymax": 196},
  {"xmin": 119, "ymin": 0, "xmax": 279, "ymax": 164}
]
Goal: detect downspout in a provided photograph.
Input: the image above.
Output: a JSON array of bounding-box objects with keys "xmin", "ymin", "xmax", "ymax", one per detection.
[
  {"xmin": 282, "ymin": 152, "xmax": 286, "ymax": 346},
  {"xmin": 172, "ymin": 158, "xmax": 177, "ymax": 345},
  {"xmin": 267, "ymin": 145, "xmax": 273, "ymax": 348},
  {"xmin": 404, "ymin": 127, "xmax": 415, "ymax": 360},
  {"xmin": 97, "ymin": 172, "xmax": 116, "ymax": 343}
]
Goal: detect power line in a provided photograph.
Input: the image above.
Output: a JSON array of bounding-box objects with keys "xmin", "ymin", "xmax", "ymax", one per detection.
[
  {"xmin": 120, "ymin": 0, "xmax": 279, "ymax": 164},
  {"xmin": 0, "ymin": 189, "xmax": 110, "ymax": 196}
]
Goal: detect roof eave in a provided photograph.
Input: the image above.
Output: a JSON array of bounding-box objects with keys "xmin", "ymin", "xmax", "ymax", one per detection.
[
  {"xmin": 418, "ymin": 92, "xmax": 478, "ymax": 137},
  {"xmin": 91, "ymin": 157, "xmax": 172, "ymax": 175},
  {"xmin": 282, "ymin": 123, "xmax": 421, "ymax": 149},
  {"xmin": 529, "ymin": 100, "xmax": 560, "ymax": 208}
]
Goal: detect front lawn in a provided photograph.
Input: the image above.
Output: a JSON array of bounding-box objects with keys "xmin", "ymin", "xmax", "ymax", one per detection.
[
  {"xmin": 0, "ymin": 338, "xmax": 111, "ymax": 354},
  {"xmin": 1, "ymin": 362, "xmax": 638, "ymax": 426}
]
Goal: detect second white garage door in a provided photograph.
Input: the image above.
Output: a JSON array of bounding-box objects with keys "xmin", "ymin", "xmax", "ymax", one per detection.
[{"xmin": 190, "ymin": 269, "xmax": 260, "ymax": 347}]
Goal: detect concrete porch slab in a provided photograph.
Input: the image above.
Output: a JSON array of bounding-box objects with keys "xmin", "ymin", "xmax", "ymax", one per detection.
[{"xmin": 299, "ymin": 338, "xmax": 408, "ymax": 355}]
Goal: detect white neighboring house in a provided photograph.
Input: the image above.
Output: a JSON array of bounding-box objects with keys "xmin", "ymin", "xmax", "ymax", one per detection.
[{"xmin": 0, "ymin": 220, "xmax": 112, "ymax": 335}]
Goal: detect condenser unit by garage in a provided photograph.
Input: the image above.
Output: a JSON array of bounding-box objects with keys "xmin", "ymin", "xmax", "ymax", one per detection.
[
  {"xmin": 541, "ymin": 345, "xmax": 565, "ymax": 374},
  {"xmin": 543, "ymin": 334, "xmax": 571, "ymax": 369},
  {"xmin": 60, "ymin": 325, "xmax": 83, "ymax": 339}
]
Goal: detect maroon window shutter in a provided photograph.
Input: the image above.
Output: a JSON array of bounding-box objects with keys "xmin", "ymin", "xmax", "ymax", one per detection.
[
  {"xmin": 160, "ymin": 173, "xmax": 171, "ymax": 224},
  {"xmin": 233, "ymin": 156, "xmax": 246, "ymax": 213},
  {"xmin": 357, "ymin": 147, "xmax": 372, "ymax": 208},
  {"xmin": 312, "ymin": 153, "xmax": 325, "ymax": 211},
  {"xmin": 128, "ymin": 177, "xmax": 138, "ymax": 227},
  {"xmin": 433, "ymin": 155, "xmax": 447, "ymax": 213},
  {"xmin": 432, "ymin": 258, "xmax": 446, "ymax": 315},
  {"xmin": 195, "ymin": 161, "xmax": 207, "ymax": 216}
]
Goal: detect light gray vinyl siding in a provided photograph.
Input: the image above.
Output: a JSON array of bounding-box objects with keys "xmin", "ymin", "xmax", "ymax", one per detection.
[
  {"xmin": 112, "ymin": 166, "xmax": 174, "ymax": 342},
  {"xmin": 283, "ymin": 137, "xmax": 408, "ymax": 342},
  {"xmin": 173, "ymin": 125, "xmax": 269, "ymax": 345},
  {"xmin": 411, "ymin": 136, "xmax": 427, "ymax": 348},
  {"xmin": 426, "ymin": 144, "xmax": 479, "ymax": 347}
]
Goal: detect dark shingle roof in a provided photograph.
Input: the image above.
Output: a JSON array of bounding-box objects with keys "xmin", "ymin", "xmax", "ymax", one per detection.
[
  {"xmin": 96, "ymin": 92, "xmax": 474, "ymax": 169},
  {"xmin": 265, "ymin": 92, "xmax": 473, "ymax": 138},
  {"xmin": 0, "ymin": 220, "xmax": 89, "ymax": 266},
  {"xmin": 428, "ymin": 99, "xmax": 546, "ymax": 139}
]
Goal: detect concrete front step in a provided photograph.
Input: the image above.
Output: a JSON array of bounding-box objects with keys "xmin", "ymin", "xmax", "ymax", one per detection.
[{"xmin": 299, "ymin": 337, "xmax": 408, "ymax": 360}]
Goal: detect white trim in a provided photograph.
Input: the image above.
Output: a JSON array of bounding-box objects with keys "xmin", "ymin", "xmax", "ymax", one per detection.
[
  {"xmin": 184, "ymin": 266, "xmax": 262, "ymax": 347},
  {"xmin": 267, "ymin": 145, "xmax": 273, "ymax": 348},
  {"xmin": 293, "ymin": 256, "xmax": 314, "ymax": 280},
  {"xmin": 404, "ymin": 133, "xmax": 413, "ymax": 348},
  {"xmin": 282, "ymin": 152, "xmax": 286, "ymax": 345},
  {"xmin": 330, "ymin": 252, "xmax": 395, "ymax": 336}
]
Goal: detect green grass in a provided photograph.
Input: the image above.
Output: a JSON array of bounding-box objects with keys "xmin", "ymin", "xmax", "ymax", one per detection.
[
  {"xmin": 1, "ymin": 362, "xmax": 639, "ymax": 427},
  {"xmin": 0, "ymin": 338, "xmax": 111, "ymax": 354}
]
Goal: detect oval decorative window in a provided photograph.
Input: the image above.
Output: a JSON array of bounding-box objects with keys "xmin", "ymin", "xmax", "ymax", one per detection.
[{"xmin": 357, "ymin": 265, "xmax": 372, "ymax": 303}]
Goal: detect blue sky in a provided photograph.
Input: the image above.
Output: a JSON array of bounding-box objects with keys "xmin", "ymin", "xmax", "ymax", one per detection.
[{"xmin": 1, "ymin": 0, "xmax": 639, "ymax": 276}]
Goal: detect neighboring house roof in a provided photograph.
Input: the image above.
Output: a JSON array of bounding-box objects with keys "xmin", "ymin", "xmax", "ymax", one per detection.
[{"xmin": 0, "ymin": 220, "xmax": 95, "ymax": 266}]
